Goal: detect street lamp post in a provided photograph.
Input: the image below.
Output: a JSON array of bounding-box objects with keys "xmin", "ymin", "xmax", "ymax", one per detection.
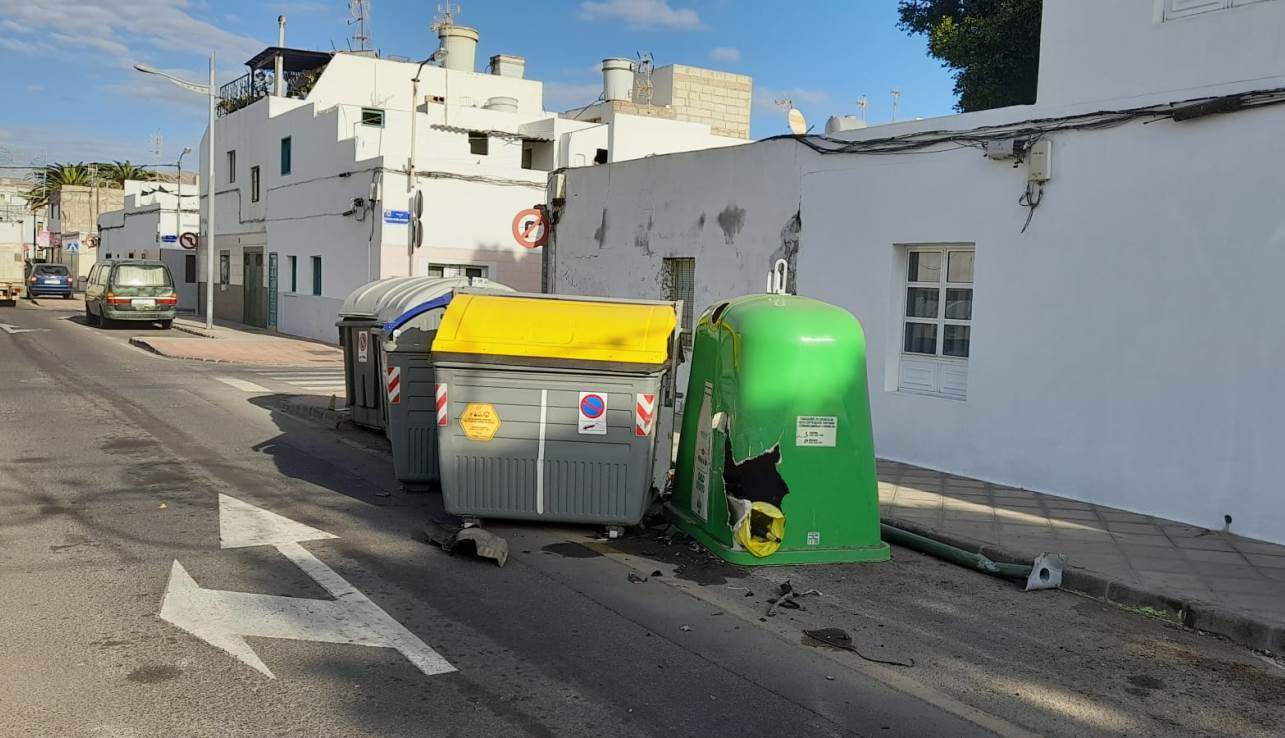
[
  {"xmin": 134, "ymin": 55, "xmax": 217, "ymax": 329},
  {"xmin": 176, "ymin": 146, "xmax": 192, "ymax": 243}
]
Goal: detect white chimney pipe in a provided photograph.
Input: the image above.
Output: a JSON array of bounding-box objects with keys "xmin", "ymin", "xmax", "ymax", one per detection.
[{"xmin": 274, "ymin": 15, "xmax": 286, "ymax": 96}]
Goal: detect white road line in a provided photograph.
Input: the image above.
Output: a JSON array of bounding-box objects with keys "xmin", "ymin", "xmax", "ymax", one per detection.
[{"xmin": 214, "ymin": 376, "xmax": 271, "ymax": 393}]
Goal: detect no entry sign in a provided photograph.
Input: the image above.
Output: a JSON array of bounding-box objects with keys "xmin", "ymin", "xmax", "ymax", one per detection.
[{"xmin": 512, "ymin": 208, "xmax": 548, "ymax": 249}]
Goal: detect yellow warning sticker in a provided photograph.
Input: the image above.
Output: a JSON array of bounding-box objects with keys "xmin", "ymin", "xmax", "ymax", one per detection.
[{"xmin": 459, "ymin": 403, "xmax": 502, "ymax": 441}]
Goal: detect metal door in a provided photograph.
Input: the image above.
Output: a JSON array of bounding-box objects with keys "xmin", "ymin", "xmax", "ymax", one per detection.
[{"xmin": 243, "ymin": 249, "xmax": 265, "ymax": 327}]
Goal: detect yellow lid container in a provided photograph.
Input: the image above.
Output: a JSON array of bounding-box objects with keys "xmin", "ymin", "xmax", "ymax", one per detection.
[{"xmin": 432, "ymin": 293, "xmax": 676, "ymax": 365}]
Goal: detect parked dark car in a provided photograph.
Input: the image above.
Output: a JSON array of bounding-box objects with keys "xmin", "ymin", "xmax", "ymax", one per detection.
[
  {"xmin": 26, "ymin": 263, "xmax": 74, "ymax": 299},
  {"xmin": 84, "ymin": 260, "xmax": 178, "ymax": 329}
]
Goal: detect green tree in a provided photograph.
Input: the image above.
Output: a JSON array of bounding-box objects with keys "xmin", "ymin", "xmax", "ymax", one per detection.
[
  {"xmin": 98, "ymin": 160, "xmax": 159, "ymax": 188},
  {"xmin": 897, "ymin": 0, "xmax": 1043, "ymax": 112},
  {"xmin": 21, "ymin": 160, "xmax": 159, "ymax": 212}
]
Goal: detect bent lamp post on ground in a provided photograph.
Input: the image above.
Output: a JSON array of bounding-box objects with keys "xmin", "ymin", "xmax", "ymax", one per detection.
[{"xmin": 134, "ymin": 55, "xmax": 217, "ymax": 330}]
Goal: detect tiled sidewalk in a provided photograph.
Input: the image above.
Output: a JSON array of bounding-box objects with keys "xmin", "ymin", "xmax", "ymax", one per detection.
[
  {"xmin": 876, "ymin": 460, "xmax": 1285, "ymax": 645},
  {"xmin": 129, "ymin": 317, "xmax": 342, "ymax": 366}
]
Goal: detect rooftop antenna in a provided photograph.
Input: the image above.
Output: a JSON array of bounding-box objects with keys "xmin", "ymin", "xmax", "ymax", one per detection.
[
  {"xmin": 856, "ymin": 95, "xmax": 868, "ymax": 121},
  {"xmin": 891, "ymin": 88, "xmax": 901, "ymax": 121},
  {"xmin": 634, "ymin": 51, "xmax": 654, "ymax": 106},
  {"xmin": 348, "ymin": 0, "xmax": 372, "ymax": 51},
  {"xmin": 433, "ymin": 2, "xmax": 460, "ymax": 30}
]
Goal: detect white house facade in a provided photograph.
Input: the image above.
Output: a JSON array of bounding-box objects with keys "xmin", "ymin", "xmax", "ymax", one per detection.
[
  {"xmin": 97, "ymin": 180, "xmax": 201, "ymax": 311},
  {"xmin": 544, "ymin": 0, "xmax": 1285, "ymax": 545},
  {"xmin": 199, "ymin": 23, "xmax": 750, "ymax": 342}
]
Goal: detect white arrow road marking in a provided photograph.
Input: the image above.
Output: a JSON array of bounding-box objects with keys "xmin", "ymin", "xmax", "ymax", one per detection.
[
  {"xmin": 218, "ymin": 493, "xmax": 337, "ymax": 549},
  {"xmin": 0, "ymin": 322, "xmax": 48, "ymax": 334},
  {"xmin": 159, "ymin": 494, "xmax": 456, "ymax": 679}
]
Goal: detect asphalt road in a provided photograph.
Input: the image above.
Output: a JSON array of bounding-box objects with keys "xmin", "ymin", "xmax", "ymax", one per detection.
[{"xmin": 1, "ymin": 299, "xmax": 1281, "ymax": 738}]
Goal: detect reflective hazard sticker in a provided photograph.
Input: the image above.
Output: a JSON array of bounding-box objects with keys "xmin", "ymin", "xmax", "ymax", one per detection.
[
  {"xmin": 796, "ymin": 416, "xmax": 837, "ymax": 447},
  {"xmin": 634, "ymin": 393, "xmax": 655, "ymax": 437},
  {"xmin": 386, "ymin": 366, "xmax": 401, "ymax": 405},
  {"xmin": 578, "ymin": 392, "xmax": 607, "ymax": 435}
]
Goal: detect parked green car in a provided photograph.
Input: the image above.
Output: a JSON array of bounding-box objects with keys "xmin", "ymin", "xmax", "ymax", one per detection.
[{"xmin": 84, "ymin": 259, "xmax": 178, "ymax": 329}]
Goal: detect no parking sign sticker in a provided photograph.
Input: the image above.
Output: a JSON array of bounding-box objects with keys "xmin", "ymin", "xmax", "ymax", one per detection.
[{"xmin": 578, "ymin": 392, "xmax": 607, "ymax": 435}]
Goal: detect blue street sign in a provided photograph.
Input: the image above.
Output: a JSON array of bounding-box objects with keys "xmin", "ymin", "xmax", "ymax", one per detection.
[
  {"xmin": 384, "ymin": 209, "xmax": 411, "ymax": 224},
  {"xmin": 161, "ymin": 234, "xmax": 178, "ymax": 243},
  {"xmin": 65, "ymin": 242, "xmax": 80, "ymax": 252}
]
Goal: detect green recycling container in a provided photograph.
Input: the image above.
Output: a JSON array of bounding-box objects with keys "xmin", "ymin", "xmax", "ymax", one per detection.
[{"xmin": 667, "ymin": 294, "xmax": 890, "ymax": 565}]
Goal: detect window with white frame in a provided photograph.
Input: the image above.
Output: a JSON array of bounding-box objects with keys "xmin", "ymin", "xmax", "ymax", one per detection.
[
  {"xmin": 898, "ymin": 246, "xmax": 974, "ymax": 399},
  {"xmin": 1162, "ymin": 0, "xmax": 1271, "ymax": 21}
]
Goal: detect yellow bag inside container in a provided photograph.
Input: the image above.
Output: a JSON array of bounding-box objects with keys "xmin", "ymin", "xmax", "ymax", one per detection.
[{"xmin": 735, "ymin": 502, "xmax": 786, "ymax": 558}]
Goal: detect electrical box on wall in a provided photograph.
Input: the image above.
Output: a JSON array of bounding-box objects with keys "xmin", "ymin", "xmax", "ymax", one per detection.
[
  {"xmin": 1027, "ymin": 140, "xmax": 1052, "ymax": 182},
  {"xmin": 983, "ymin": 139, "xmax": 1024, "ymax": 160}
]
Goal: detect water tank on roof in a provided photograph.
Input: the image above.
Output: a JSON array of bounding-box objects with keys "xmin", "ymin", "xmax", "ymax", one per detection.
[
  {"xmin": 825, "ymin": 116, "xmax": 868, "ymax": 136},
  {"xmin": 483, "ymin": 96, "xmax": 519, "ymax": 112},
  {"xmin": 437, "ymin": 24, "xmax": 479, "ymax": 73},
  {"xmin": 602, "ymin": 58, "xmax": 634, "ymax": 103}
]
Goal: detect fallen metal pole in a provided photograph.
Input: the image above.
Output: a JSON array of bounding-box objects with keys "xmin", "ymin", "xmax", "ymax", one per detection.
[{"xmin": 880, "ymin": 523, "xmax": 1032, "ymax": 580}]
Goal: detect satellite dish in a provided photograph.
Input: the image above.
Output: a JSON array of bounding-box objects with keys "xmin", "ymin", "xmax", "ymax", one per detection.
[{"xmin": 787, "ymin": 107, "xmax": 807, "ymax": 135}]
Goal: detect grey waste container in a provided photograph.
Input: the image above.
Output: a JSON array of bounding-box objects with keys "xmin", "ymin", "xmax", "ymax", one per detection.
[
  {"xmin": 337, "ymin": 277, "xmax": 473, "ymax": 432},
  {"xmin": 430, "ymin": 291, "xmax": 681, "ymax": 529}
]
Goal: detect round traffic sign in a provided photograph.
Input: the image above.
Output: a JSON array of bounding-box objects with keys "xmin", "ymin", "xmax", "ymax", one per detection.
[
  {"xmin": 512, "ymin": 208, "xmax": 548, "ymax": 249},
  {"xmin": 180, "ymin": 232, "xmax": 199, "ymax": 249},
  {"xmin": 579, "ymin": 393, "xmax": 605, "ymax": 419}
]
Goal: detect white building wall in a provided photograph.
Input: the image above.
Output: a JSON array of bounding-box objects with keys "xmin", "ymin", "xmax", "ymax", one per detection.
[
  {"xmin": 544, "ymin": 3, "xmax": 1285, "ymax": 543},
  {"xmin": 199, "ymin": 50, "xmax": 754, "ymax": 342},
  {"xmin": 1038, "ymin": 0, "xmax": 1285, "ymax": 110}
]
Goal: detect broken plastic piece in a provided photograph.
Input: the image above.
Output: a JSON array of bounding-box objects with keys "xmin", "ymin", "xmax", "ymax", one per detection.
[
  {"xmin": 803, "ymin": 627, "xmax": 915, "ymax": 668},
  {"xmin": 422, "ymin": 519, "xmax": 509, "ymax": 567},
  {"xmin": 453, "ymin": 528, "xmax": 510, "ymax": 567},
  {"xmin": 1025, "ymin": 552, "xmax": 1066, "ymax": 591}
]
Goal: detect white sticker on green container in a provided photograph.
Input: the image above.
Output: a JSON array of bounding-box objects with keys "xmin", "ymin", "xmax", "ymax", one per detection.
[
  {"xmin": 796, "ymin": 416, "xmax": 837, "ymax": 447},
  {"xmin": 691, "ymin": 382, "xmax": 714, "ymax": 522}
]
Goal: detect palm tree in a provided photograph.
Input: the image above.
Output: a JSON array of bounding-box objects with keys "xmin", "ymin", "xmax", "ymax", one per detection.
[
  {"xmin": 98, "ymin": 160, "xmax": 160, "ymax": 188},
  {"xmin": 21, "ymin": 160, "xmax": 160, "ymax": 212},
  {"xmin": 21, "ymin": 162, "xmax": 96, "ymax": 213}
]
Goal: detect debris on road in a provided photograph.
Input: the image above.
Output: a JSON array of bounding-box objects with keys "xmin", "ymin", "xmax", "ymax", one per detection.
[
  {"xmin": 803, "ymin": 627, "xmax": 915, "ymax": 668},
  {"xmin": 766, "ymin": 581, "xmax": 821, "ymax": 617},
  {"xmin": 628, "ymin": 572, "xmax": 649, "ymax": 583},
  {"xmin": 680, "ymin": 625, "xmax": 693, "ymax": 632},
  {"xmin": 422, "ymin": 518, "xmax": 509, "ymax": 567}
]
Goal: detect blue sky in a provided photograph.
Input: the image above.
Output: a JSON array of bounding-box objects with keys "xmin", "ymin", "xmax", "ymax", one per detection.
[{"xmin": 0, "ymin": 0, "xmax": 958, "ymax": 168}]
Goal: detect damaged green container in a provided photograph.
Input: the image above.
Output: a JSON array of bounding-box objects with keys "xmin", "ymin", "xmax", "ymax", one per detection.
[{"xmin": 668, "ymin": 294, "xmax": 890, "ymax": 565}]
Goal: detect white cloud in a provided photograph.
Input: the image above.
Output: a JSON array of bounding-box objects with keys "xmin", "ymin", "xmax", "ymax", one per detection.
[
  {"xmin": 578, "ymin": 0, "xmax": 703, "ymax": 30},
  {"xmin": 0, "ymin": 0, "xmax": 264, "ymax": 69},
  {"xmin": 25, "ymin": 84, "xmax": 43, "ymax": 93},
  {"xmin": 543, "ymin": 81, "xmax": 604, "ymax": 112},
  {"xmin": 709, "ymin": 47, "xmax": 740, "ymax": 63},
  {"xmin": 753, "ymin": 86, "xmax": 829, "ymax": 112}
]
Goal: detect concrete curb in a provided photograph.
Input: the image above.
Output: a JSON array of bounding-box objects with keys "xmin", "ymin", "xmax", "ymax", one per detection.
[
  {"xmin": 884, "ymin": 514, "xmax": 1283, "ymax": 656},
  {"xmin": 172, "ymin": 322, "xmax": 217, "ymax": 338},
  {"xmin": 275, "ymin": 398, "xmax": 351, "ymax": 430}
]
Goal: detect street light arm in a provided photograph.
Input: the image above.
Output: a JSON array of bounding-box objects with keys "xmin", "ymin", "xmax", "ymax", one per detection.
[{"xmin": 134, "ymin": 63, "xmax": 211, "ymax": 96}]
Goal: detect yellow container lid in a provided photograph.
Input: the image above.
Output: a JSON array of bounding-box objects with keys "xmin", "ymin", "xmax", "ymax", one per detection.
[{"xmin": 432, "ymin": 293, "xmax": 676, "ymax": 365}]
